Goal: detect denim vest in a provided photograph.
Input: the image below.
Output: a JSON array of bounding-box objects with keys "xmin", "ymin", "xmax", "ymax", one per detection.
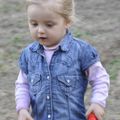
[{"xmin": 19, "ymin": 31, "xmax": 99, "ymax": 120}]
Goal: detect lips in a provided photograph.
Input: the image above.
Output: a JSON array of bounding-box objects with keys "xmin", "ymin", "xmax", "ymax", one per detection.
[{"xmin": 38, "ymin": 36, "xmax": 47, "ymax": 40}]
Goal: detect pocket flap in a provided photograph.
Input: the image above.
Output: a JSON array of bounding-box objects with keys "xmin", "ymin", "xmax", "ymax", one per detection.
[
  {"xmin": 30, "ymin": 74, "xmax": 41, "ymax": 85},
  {"xmin": 58, "ymin": 76, "xmax": 73, "ymax": 87}
]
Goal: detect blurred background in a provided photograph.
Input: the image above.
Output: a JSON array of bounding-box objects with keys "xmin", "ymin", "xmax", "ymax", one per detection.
[{"xmin": 0, "ymin": 0, "xmax": 120, "ymax": 119}]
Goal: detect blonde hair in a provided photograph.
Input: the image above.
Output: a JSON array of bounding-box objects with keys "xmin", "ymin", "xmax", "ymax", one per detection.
[{"xmin": 26, "ymin": 0, "xmax": 76, "ymax": 23}]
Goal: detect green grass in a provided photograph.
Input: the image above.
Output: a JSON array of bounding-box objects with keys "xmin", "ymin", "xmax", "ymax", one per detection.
[
  {"xmin": 10, "ymin": 34, "xmax": 31, "ymax": 47},
  {"xmin": 106, "ymin": 58, "xmax": 120, "ymax": 80},
  {"xmin": 0, "ymin": 34, "xmax": 30, "ymax": 64},
  {"xmin": 0, "ymin": 1, "xmax": 25, "ymax": 13},
  {"xmin": 74, "ymin": 30, "xmax": 92, "ymax": 38},
  {"xmin": 73, "ymin": 29, "xmax": 93, "ymax": 38},
  {"xmin": 0, "ymin": 35, "xmax": 27, "ymax": 73}
]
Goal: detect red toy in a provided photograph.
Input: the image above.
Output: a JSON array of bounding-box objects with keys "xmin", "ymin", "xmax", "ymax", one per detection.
[{"xmin": 88, "ymin": 112, "xmax": 98, "ymax": 120}]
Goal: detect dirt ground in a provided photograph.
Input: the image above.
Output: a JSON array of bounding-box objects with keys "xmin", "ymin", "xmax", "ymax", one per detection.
[{"xmin": 0, "ymin": 0, "xmax": 120, "ymax": 120}]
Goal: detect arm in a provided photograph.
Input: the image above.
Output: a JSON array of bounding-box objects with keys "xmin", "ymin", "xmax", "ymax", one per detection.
[
  {"xmin": 87, "ymin": 61, "xmax": 110, "ymax": 107},
  {"xmin": 86, "ymin": 61, "xmax": 110, "ymax": 120},
  {"xmin": 15, "ymin": 69, "xmax": 30, "ymax": 112}
]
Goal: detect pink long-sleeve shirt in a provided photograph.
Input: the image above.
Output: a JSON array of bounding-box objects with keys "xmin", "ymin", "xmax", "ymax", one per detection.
[{"xmin": 15, "ymin": 45, "xmax": 110, "ymax": 112}]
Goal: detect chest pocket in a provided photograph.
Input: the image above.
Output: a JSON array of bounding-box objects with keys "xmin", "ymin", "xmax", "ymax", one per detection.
[
  {"xmin": 28, "ymin": 73, "xmax": 42, "ymax": 95},
  {"xmin": 57, "ymin": 76, "xmax": 78, "ymax": 96}
]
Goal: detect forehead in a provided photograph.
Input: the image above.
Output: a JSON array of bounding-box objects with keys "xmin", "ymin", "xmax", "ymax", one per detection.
[{"xmin": 27, "ymin": 4, "xmax": 61, "ymax": 21}]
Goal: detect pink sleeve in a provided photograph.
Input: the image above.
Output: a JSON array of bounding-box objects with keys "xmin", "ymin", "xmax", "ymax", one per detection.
[
  {"xmin": 86, "ymin": 61, "xmax": 110, "ymax": 108},
  {"xmin": 15, "ymin": 70, "xmax": 30, "ymax": 112}
]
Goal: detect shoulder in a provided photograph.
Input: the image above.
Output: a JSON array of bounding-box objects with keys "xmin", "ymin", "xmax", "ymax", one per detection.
[
  {"xmin": 71, "ymin": 37, "xmax": 95, "ymax": 51},
  {"xmin": 21, "ymin": 41, "xmax": 38, "ymax": 54},
  {"xmin": 71, "ymin": 36, "xmax": 99, "ymax": 59},
  {"xmin": 19, "ymin": 41, "xmax": 38, "ymax": 62},
  {"xmin": 71, "ymin": 37, "xmax": 100, "ymax": 70}
]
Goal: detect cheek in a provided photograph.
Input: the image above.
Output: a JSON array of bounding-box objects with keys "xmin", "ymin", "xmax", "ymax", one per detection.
[{"xmin": 29, "ymin": 27, "xmax": 37, "ymax": 38}]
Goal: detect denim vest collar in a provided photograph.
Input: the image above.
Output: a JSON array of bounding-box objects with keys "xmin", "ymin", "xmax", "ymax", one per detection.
[
  {"xmin": 29, "ymin": 30, "xmax": 72, "ymax": 53},
  {"xmin": 59, "ymin": 31, "xmax": 72, "ymax": 52}
]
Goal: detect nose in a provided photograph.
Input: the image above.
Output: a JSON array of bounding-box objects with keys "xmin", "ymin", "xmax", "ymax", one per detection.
[{"xmin": 38, "ymin": 25, "xmax": 45, "ymax": 34}]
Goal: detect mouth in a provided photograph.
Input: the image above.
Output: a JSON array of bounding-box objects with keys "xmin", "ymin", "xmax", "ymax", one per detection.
[{"xmin": 38, "ymin": 37, "xmax": 48, "ymax": 41}]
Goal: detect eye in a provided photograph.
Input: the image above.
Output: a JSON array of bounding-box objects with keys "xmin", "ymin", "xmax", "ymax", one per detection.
[
  {"xmin": 30, "ymin": 22, "xmax": 38, "ymax": 27},
  {"xmin": 46, "ymin": 22, "xmax": 54, "ymax": 28}
]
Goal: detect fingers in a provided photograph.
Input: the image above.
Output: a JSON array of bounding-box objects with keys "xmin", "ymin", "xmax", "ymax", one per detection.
[
  {"xmin": 86, "ymin": 106, "xmax": 93, "ymax": 118},
  {"xmin": 18, "ymin": 109, "xmax": 33, "ymax": 120},
  {"xmin": 94, "ymin": 109, "xmax": 104, "ymax": 120},
  {"xmin": 86, "ymin": 103, "xmax": 105, "ymax": 120},
  {"xmin": 94, "ymin": 112, "xmax": 102, "ymax": 120},
  {"xmin": 27, "ymin": 115, "xmax": 34, "ymax": 120},
  {"xmin": 18, "ymin": 114, "xmax": 33, "ymax": 120}
]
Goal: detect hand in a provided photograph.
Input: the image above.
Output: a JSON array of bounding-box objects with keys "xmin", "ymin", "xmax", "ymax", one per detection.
[
  {"xmin": 86, "ymin": 103, "xmax": 105, "ymax": 120},
  {"xmin": 18, "ymin": 109, "xmax": 33, "ymax": 120}
]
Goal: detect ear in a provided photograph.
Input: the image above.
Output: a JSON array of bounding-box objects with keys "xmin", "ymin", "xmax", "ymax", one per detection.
[
  {"xmin": 65, "ymin": 20, "xmax": 71, "ymax": 29},
  {"xmin": 66, "ymin": 23, "xmax": 71, "ymax": 28}
]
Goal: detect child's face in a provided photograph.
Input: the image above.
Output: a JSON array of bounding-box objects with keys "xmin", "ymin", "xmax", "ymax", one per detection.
[{"xmin": 27, "ymin": 4, "xmax": 70, "ymax": 47}]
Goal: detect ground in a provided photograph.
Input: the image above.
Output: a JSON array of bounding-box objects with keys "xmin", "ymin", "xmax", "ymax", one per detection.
[{"xmin": 0, "ymin": 0, "xmax": 120, "ymax": 119}]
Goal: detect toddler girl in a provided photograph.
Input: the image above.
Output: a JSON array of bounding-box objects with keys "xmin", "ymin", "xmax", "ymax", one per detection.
[{"xmin": 15, "ymin": 0, "xmax": 110, "ymax": 120}]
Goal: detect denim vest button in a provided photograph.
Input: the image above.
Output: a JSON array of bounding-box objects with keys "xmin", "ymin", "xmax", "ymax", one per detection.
[
  {"xmin": 47, "ymin": 95, "xmax": 50, "ymax": 100},
  {"xmin": 48, "ymin": 114, "xmax": 51, "ymax": 118},
  {"xmin": 47, "ymin": 76, "xmax": 50, "ymax": 80},
  {"xmin": 31, "ymin": 79, "xmax": 34, "ymax": 83},
  {"xmin": 67, "ymin": 79, "xmax": 70, "ymax": 83}
]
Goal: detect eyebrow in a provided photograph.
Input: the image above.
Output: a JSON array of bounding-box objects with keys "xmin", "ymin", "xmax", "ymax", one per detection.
[
  {"xmin": 29, "ymin": 19, "xmax": 37, "ymax": 22},
  {"xmin": 29, "ymin": 18, "xmax": 56, "ymax": 23}
]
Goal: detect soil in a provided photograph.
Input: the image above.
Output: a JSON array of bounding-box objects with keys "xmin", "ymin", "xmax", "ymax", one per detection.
[{"xmin": 0, "ymin": 0, "xmax": 120, "ymax": 119}]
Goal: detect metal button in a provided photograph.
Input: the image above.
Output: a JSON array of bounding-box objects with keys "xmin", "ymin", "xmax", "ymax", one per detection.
[
  {"xmin": 48, "ymin": 114, "xmax": 51, "ymax": 118},
  {"xmin": 31, "ymin": 79, "xmax": 34, "ymax": 83},
  {"xmin": 47, "ymin": 95, "xmax": 50, "ymax": 100},
  {"xmin": 67, "ymin": 79, "xmax": 70, "ymax": 83},
  {"xmin": 47, "ymin": 76, "xmax": 50, "ymax": 79}
]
